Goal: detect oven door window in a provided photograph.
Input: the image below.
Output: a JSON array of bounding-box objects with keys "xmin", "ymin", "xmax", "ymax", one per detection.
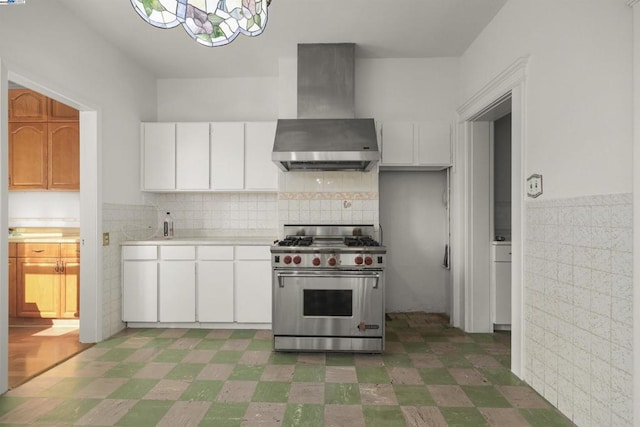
[{"xmin": 303, "ymin": 289, "xmax": 352, "ymax": 317}]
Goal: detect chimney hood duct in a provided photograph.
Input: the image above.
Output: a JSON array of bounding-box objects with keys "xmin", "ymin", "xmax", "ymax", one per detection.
[{"xmin": 272, "ymin": 43, "xmax": 379, "ymax": 172}]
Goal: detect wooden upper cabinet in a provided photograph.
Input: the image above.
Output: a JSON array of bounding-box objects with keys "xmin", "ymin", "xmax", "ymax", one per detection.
[
  {"xmin": 48, "ymin": 122, "xmax": 80, "ymax": 190},
  {"xmin": 9, "ymin": 123, "xmax": 48, "ymax": 190},
  {"xmin": 8, "ymin": 89, "xmax": 48, "ymax": 122},
  {"xmin": 48, "ymin": 98, "xmax": 79, "ymax": 121}
]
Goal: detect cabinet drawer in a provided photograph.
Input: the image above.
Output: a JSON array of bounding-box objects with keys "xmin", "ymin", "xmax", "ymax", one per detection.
[
  {"xmin": 235, "ymin": 245, "xmax": 270, "ymax": 260},
  {"xmin": 122, "ymin": 245, "xmax": 158, "ymax": 260},
  {"xmin": 18, "ymin": 243, "xmax": 60, "ymax": 258},
  {"xmin": 492, "ymin": 245, "xmax": 512, "ymax": 262},
  {"xmin": 198, "ymin": 245, "xmax": 234, "ymax": 260},
  {"xmin": 61, "ymin": 243, "xmax": 80, "ymax": 258},
  {"xmin": 160, "ymin": 245, "xmax": 196, "ymax": 260}
]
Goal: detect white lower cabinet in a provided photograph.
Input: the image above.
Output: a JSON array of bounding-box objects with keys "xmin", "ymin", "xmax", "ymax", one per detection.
[
  {"xmin": 159, "ymin": 246, "xmax": 196, "ymax": 322},
  {"xmin": 197, "ymin": 246, "xmax": 235, "ymax": 322},
  {"xmin": 491, "ymin": 243, "xmax": 511, "ymax": 326},
  {"xmin": 235, "ymin": 246, "xmax": 272, "ymax": 323},
  {"xmin": 122, "ymin": 246, "xmax": 158, "ymax": 322}
]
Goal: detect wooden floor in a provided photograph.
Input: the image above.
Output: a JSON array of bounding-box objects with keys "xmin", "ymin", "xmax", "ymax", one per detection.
[{"xmin": 8, "ymin": 325, "xmax": 93, "ymax": 388}]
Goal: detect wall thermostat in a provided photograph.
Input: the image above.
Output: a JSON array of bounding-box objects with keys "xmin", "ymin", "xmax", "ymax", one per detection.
[{"xmin": 527, "ymin": 174, "xmax": 543, "ymax": 198}]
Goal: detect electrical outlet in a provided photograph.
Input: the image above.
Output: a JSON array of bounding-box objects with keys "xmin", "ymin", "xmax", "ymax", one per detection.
[
  {"xmin": 102, "ymin": 232, "xmax": 110, "ymax": 246},
  {"xmin": 527, "ymin": 174, "xmax": 543, "ymax": 198}
]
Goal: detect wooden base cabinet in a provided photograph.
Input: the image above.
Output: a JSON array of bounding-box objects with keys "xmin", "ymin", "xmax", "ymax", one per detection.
[
  {"xmin": 8, "ymin": 243, "xmax": 17, "ymax": 318},
  {"xmin": 15, "ymin": 243, "xmax": 80, "ymax": 319}
]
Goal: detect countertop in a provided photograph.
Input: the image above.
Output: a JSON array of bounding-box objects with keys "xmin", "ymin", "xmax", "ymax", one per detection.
[
  {"xmin": 491, "ymin": 241, "xmax": 512, "ymax": 246},
  {"xmin": 8, "ymin": 227, "xmax": 80, "ymax": 244},
  {"xmin": 122, "ymin": 236, "xmax": 276, "ymax": 246}
]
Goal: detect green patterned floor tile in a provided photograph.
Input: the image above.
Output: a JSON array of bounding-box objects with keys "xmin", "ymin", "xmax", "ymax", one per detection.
[
  {"xmin": 382, "ymin": 354, "xmax": 413, "ymax": 367},
  {"xmin": 363, "ymin": 405, "xmax": 406, "ymax": 427},
  {"xmin": 252, "ymin": 381, "xmax": 291, "ymax": 402},
  {"xmin": 182, "ymin": 329, "xmax": 210, "ymax": 339},
  {"xmin": 480, "ymin": 368, "xmax": 524, "ymax": 385},
  {"xmin": 180, "ymin": 380, "xmax": 223, "ymax": 401},
  {"xmin": 135, "ymin": 329, "xmax": 166, "ymax": 337},
  {"xmin": 200, "ymin": 402, "xmax": 248, "ymax": 427},
  {"xmin": 385, "ymin": 331, "xmax": 399, "ymax": 341},
  {"xmin": 0, "ymin": 397, "xmax": 27, "ymax": 417},
  {"xmin": 462, "ymin": 385, "xmax": 511, "ymax": 407},
  {"xmin": 212, "ymin": 351, "xmax": 243, "ymax": 364},
  {"xmin": 418, "ymin": 368, "xmax": 456, "ymax": 385},
  {"xmin": 115, "ymin": 399, "xmax": 173, "ymax": 426},
  {"xmin": 104, "ymin": 362, "xmax": 145, "ymax": 378},
  {"xmin": 440, "ymin": 354, "xmax": 473, "ymax": 368},
  {"xmin": 165, "ymin": 363, "xmax": 205, "ymax": 380},
  {"xmin": 421, "ymin": 333, "xmax": 449, "ymax": 342},
  {"xmin": 402, "ymin": 341, "xmax": 430, "ymax": 353},
  {"xmin": 386, "ymin": 318, "xmax": 409, "ymax": 329},
  {"xmin": 39, "ymin": 377, "xmax": 95, "ymax": 397},
  {"xmin": 230, "ymin": 330, "xmax": 256, "ymax": 339},
  {"xmin": 247, "ymin": 339, "xmax": 273, "ymax": 351},
  {"xmin": 94, "ymin": 336, "xmax": 129, "ymax": 348},
  {"xmin": 293, "ymin": 365, "xmax": 325, "ymax": 382},
  {"xmin": 268, "ymin": 352, "xmax": 298, "ymax": 365},
  {"xmin": 228, "ymin": 365, "xmax": 265, "ymax": 381},
  {"xmin": 143, "ymin": 337, "xmax": 175, "ymax": 348},
  {"xmin": 283, "ymin": 403, "xmax": 324, "ymax": 427},
  {"xmin": 195, "ymin": 339, "xmax": 226, "ymax": 350},
  {"xmin": 35, "ymin": 398, "xmax": 99, "ymax": 424},
  {"xmin": 108, "ymin": 378, "xmax": 158, "ymax": 399},
  {"xmin": 520, "ymin": 408, "xmax": 574, "ymax": 427},
  {"xmin": 153, "ymin": 349, "xmax": 188, "ymax": 363},
  {"xmin": 98, "ymin": 348, "xmax": 137, "ymax": 362},
  {"xmin": 393, "ymin": 384, "xmax": 435, "ymax": 406},
  {"xmin": 326, "ymin": 353, "xmax": 355, "ymax": 366},
  {"xmin": 356, "ymin": 366, "xmax": 391, "ymax": 384},
  {"xmin": 454, "ymin": 343, "xmax": 486, "ymax": 354},
  {"xmin": 496, "ymin": 355, "xmax": 511, "ymax": 368},
  {"xmin": 440, "ymin": 407, "xmax": 488, "ymax": 427},
  {"xmin": 325, "ymin": 383, "xmax": 361, "ymax": 405},
  {"xmin": 468, "ymin": 333, "xmax": 498, "ymax": 343}
]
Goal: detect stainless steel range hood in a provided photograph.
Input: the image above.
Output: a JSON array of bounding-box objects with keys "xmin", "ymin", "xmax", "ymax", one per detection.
[{"xmin": 272, "ymin": 43, "xmax": 379, "ymax": 172}]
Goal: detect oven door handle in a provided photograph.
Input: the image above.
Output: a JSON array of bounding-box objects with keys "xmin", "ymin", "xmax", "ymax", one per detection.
[{"xmin": 275, "ymin": 271, "xmax": 381, "ymax": 288}]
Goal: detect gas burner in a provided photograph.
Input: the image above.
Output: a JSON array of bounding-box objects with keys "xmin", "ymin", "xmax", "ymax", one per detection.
[
  {"xmin": 277, "ymin": 236, "xmax": 313, "ymax": 247},
  {"xmin": 344, "ymin": 236, "xmax": 380, "ymax": 247}
]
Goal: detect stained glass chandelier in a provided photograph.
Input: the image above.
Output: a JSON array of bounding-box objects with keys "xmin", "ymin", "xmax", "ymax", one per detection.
[{"xmin": 131, "ymin": 0, "xmax": 270, "ymax": 47}]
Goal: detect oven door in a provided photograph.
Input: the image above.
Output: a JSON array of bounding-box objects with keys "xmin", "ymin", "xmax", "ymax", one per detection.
[{"xmin": 272, "ymin": 270, "xmax": 384, "ymax": 338}]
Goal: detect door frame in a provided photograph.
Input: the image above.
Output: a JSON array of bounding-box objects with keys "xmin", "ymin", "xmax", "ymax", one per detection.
[{"xmin": 452, "ymin": 56, "xmax": 528, "ymax": 377}]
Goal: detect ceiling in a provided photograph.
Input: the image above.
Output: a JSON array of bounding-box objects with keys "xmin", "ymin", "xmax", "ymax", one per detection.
[{"xmin": 55, "ymin": 0, "xmax": 507, "ymax": 79}]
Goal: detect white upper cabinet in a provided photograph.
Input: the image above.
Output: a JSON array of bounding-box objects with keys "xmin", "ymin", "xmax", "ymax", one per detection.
[
  {"xmin": 244, "ymin": 122, "xmax": 278, "ymax": 191},
  {"xmin": 379, "ymin": 121, "xmax": 451, "ymax": 169},
  {"xmin": 176, "ymin": 123, "xmax": 210, "ymax": 190},
  {"xmin": 141, "ymin": 121, "xmax": 277, "ymax": 192},
  {"xmin": 210, "ymin": 122, "xmax": 245, "ymax": 190},
  {"xmin": 143, "ymin": 122, "xmax": 175, "ymax": 190}
]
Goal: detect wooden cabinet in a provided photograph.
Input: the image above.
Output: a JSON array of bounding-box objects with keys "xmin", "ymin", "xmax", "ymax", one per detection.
[
  {"xmin": 379, "ymin": 121, "xmax": 451, "ymax": 169},
  {"xmin": 15, "ymin": 243, "xmax": 80, "ymax": 319},
  {"xmin": 141, "ymin": 121, "xmax": 278, "ymax": 192},
  {"xmin": 8, "ymin": 89, "xmax": 79, "ymax": 191},
  {"xmin": 8, "ymin": 243, "xmax": 17, "ymax": 318},
  {"xmin": 235, "ymin": 246, "xmax": 272, "ymax": 323}
]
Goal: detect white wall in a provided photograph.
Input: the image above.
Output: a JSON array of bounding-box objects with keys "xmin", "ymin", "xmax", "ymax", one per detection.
[
  {"xmin": 460, "ymin": 0, "xmax": 633, "ymax": 200},
  {"xmin": 8, "ymin": 192, "xmax": 80, "ymax": 227},
  {"xmin": 0, "ymin": 1, "xmax": 157, "ymax": 205}
]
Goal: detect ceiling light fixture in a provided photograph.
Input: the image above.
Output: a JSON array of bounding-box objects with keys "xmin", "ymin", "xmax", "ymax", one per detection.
[
  {"xmin": 131, "ymin": 0, "xmax": 270, "ymax": 47},
  {"xmin": 0, "ymin": 0, "xmax": 26, "ymax": 4}
]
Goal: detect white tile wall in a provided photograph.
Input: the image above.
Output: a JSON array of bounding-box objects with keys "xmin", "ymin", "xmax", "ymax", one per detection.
[
  {"xmin": 524, "ymin": 193, "xmax": 633, "ymax": 427},
  {"xmin": 102, "ymin": 203, "xmax": 158, "ymax": 338}
]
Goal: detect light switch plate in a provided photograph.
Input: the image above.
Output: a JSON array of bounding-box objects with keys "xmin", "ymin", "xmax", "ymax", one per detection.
[
  {"xmin": 102, "ymin": 232, "xmax": 110, "ymax": 246},
  {"xmin": 527, "ymin": 174, "xmax": 543, "ymax": 198}
]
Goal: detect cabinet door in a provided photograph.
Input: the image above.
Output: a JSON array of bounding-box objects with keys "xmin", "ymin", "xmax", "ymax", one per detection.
[
  {"xmin": 197, "ymin": 260, "xmax": 234, "ymax": 322},
  {"xmin": 493, "ymin": 262, "xmax": 511, "ymax": 325},
  {"xmin": 60, "ymin": 259, "xmax": 79, "ymax": 318},
  {"xmin": 381, "ymin": 122, "xmax": 414, "ymax": 165},
  {"xmin": 16, "ymin": 258, "xmax": 60, "ymax": 318},
  {"xmin": 176, "ymin": 122, "xmax": 210, "ymax": 190},
  {"xmin": 159, "ymin": 261, "xmax": 196, "ymax": 322},
  {"xmin": 9, "ymin": 123, "xmax": 47, "ymax": 190},
  {"xmin": 48, "ymin": 122, "xmax": 80, "ymax": 190},
  {"xmin": 417, "ymin": 121, "xmax": 451, "ymax": 166},
  {"xmin": 122, "ymin": 260, "xmax": 158, "ymax": 322},
  {"xmin": 48, "ymin": 98, "xmax": 79, "ymax": 122},
  {"xmin": 8, "ymin": 257, "xmax": 17, "ymax": 318},
  {"xmin": 210, "ymin": 122, "xmax": 245, "ymax": 190},
  {"xmin": 244, "ymin": 122, "xmax": 278, "ymax": 191},
  {"xmin": 8, "ymin": 89, "xmax": 47, "ymax": 122},
  {"xmin": 143, "ymin": 123, "xmax": 176, "ymax": 190},
  {"xmin": 235, "ymin": 259, "xmax": 272, "ymax": 323}
]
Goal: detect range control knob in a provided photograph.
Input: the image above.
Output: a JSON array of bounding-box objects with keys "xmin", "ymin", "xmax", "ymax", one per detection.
[
  {"xmin": 328, "ymin": 257, "xmax": 337, "ymax": 266},
  {"xmin": 283, "ymin": 255, "xmax": 292, "ymax": 264},
  {"xmin": 365, "ymin": 256, "xmax": 373, "ymax": 266},
  {"xmin": 312, "ymin": 257, "xmax": 321, "ymax": 266},
  {"xmin": 354, "ymin": 256, "xmax": 364, "ymax": 265},
  {"xmin": 293, "ymin": 255, "xmax": 302, "ymax": 265}
]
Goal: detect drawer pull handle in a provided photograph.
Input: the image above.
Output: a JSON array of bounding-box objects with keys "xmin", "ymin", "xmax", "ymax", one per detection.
[{"xmin": 32, "ymin": 249, "xmax": 45, "ymax": 253}]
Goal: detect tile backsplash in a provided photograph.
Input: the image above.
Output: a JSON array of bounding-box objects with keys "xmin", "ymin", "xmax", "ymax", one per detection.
[{"xmin": 524, "ymin": 193, "xmax": 633, "ymax": 427}]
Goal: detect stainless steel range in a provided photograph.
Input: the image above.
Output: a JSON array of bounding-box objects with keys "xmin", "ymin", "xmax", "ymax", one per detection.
[{"xmin": 271, "ymin": 224, "xmax": 386, "ymax": 353}]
